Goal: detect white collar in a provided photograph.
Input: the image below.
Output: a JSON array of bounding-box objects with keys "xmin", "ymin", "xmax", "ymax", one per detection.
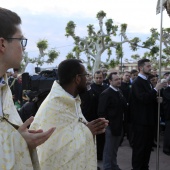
[
  {"xmin": 109, "ymin": 85, "xmax": 119, "ymax": 91},
  {"xmin": 138, "ymin": 73, "xmax": 147, "ymax": 80}
]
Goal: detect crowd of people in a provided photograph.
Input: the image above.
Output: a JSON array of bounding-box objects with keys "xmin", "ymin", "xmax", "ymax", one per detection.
[
  {"xmin": 79, "ymin": 64, "xmax": 170, "ymax": 170},
  {"xmin": 1, "ymin": 6, "xmax": 170, "ymax": 170}
]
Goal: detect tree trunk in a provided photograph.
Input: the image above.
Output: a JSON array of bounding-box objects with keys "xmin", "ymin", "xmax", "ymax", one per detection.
[{"xmin": 93, "ymin": 53, "xmax": 101, "ymax": 74}]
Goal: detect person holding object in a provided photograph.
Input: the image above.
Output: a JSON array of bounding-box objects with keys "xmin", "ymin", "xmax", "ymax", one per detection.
[
  {"xmin": 130, "ymin": 59, "xmax": 167, "ymax": 170},
  {"xmin": 30, "ymin": 59, "xmax": 109, "ymax": 170},
  {"xmin": 0, "ymin": 7, "xmax": 55, "ymax": 170}
]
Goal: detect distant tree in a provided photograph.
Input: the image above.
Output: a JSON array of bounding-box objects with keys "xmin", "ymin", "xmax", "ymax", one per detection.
[
  {"xmin": 65, "ymin": 10, "xmax": 143, "ymax": 73},
  {"xmin": 125, "ymin": 28, "xmax": 170, "ymax": 69},
  {"xmin": 35, "ymin": 39, "xmax": 59, "ymax": 66},
  {"xmin": 21, "ymin": 39, "xmax": 59, "ymax": 71}
]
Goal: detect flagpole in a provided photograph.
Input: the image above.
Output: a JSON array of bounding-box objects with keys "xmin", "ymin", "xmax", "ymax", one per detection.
[{"xmin": 156, "ymin": 0, "xmax": 164, "ymax": 170}]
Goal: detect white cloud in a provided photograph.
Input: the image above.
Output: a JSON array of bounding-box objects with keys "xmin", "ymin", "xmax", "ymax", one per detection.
[
  {"xmin": 1, "ymin": 0, "xmax": 170, "ymax": 67},
  {"xmin": 2, "ymin": 0, "xmax": 168, "ymax": 33}
]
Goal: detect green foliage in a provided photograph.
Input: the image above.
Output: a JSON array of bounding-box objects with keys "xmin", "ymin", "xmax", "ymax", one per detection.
[
  {"xmin": 73, "ymin": 36, "xmax": 80, "ymax": 44},
  {"xmin": 150, "ymin": 28, "xmax": 159, "ymax": 39},
  {"xmin": 107, "ymin": 48, "xmax": 112, "ymax": 56},
  {"xmin": 47, "ymin": 49, "xmax": 59, "ymax": 63},
  {"xmin": 37, "ymin": 39, "xmax": 48, "ymax": 50},
  {"xmin": 164, "ymin": 28, "xmax": 170, "ymax": 33},
  {"xmin": 65, "ymin": 21, "xmax": 76, "ymax": 36},
  {"xmin": 143, "ymin": 37, "xmax": 156, "ymax": 48},
  {"xmin": 96, "ymin": 10, "xmax": 106, "ymax": 19},
  {"xmin": 87, "ymin": 24, "xmax": 95, "ymax": 36},
  {"xmin": 105, "ymin": 36, "xmax": 111, "ymax": 44},
  {"xmin": 130, "ymin": 37, "xmax": 140, "ymax": 51},
  {"xmin": 150, "ymin": 46, "xmax": 159, "ymax": 56},
  {"xmin": 116, "ymin": 43, "xmax": 123, "ymax": 59},
  {"xmin": 36, "ymin": 60, "xmax": 44, "ymax": 66},
  {"xmin": 105, "ymin": 19, "xmax": 113, "ymax": 33},
  {"xmin": 66, "ymin": 52, "xmax": 76, "ymax": 59},
  {"xmin": 112, "ymin": 25, "xmax": 118, "ymax": 36},
  {"xmin": 121, "ymin": 24, "xmax": 127, "ymax": 33},
  {"xmin": 131, "ymin": 54, "xmax": 140, "ymax": 60},
  {"xmin": 36, "ymin": 40, "xmax": 59, "ymax": 66},
  {"xmin": 87, "ymin": 65, "xmax": 92, "ymax": 71},
  {"xmin": 109, "ymin": 59, "xmax": 119, "ymax": 68},
  {"xmin": 65, "ymin": 10, "xmax": 170, "ymax": 72},
  {"xmin": 163, "ymin": 46, "xmax": 170, "ymax": 55}
]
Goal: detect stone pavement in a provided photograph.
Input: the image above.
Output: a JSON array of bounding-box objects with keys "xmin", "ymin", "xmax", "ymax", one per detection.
[{"xmin": 98, "ymin": 133, "xmax": 170, "ymax": 170}]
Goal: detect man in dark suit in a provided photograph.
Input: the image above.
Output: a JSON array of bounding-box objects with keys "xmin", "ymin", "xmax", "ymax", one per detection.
[
  {"xmin": 81, "ymin": 70, "xmax": 108, "ymax": 122},
  {"xmin": 90, "ymin": 70, "xmax": 108, "ymax": 161},
  {"xmin": 120, "ymin": 71, "xmax": 132, "ymax": 146},
  {"xmin": 130, "ymin": 59, "xmax": 167, "ymax": 170},
  {"xmin": 80, "ymin": 70, "xmax": 108, "ymax": 169},
  {"xmin": 162, "ymin": 77, "xmax": 170, "ymax": 155},
  {"xmin": 98, "ymin": 72, "xmax": 127, "ymax": 170}
]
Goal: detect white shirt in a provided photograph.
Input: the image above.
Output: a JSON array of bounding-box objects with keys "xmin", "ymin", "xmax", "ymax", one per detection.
[
  {"xmin": 109, "ymin": 85, "xmax": 119, "ymax": 91},
  {"xmin": 138, "ymin": 73, "xmax": 147, "ymax": 80}
]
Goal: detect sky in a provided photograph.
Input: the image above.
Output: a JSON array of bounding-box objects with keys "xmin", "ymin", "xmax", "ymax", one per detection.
[{"xmin": 1, "ymin": 0, "xmax": 170, "ymax": 68}]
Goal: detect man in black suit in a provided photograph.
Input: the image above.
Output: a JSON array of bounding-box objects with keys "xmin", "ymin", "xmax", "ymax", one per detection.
[
  {"xmin": 119, "ymin": 71, "xmax": 132, "ymax": 145},
  {"xmin": 80, "ymin": 70, "xmax": 108, "ymax": 169},
  {"xmin": 98, "ymin": 72, "xmax": 127, "ymax": 170},
  {"xmin": 162, "ymin": 77, "xmax": 170, "ymax": 155},
  {"xmin": 130, "ymin": 59, "xmax": 167, "ymax": 170},
  {"xmin": 91, "ymin": 70, "xmax": 108, "ymax": 161}
]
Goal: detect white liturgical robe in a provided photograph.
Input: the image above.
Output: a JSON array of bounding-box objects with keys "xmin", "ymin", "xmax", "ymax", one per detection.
[
  {"xmin": 30, "ymin": 81, "xmax": 97, "ymax": 170},
  {"xmin": 0, "ymin": 75, "xmax": 39, "ymax": 170}
]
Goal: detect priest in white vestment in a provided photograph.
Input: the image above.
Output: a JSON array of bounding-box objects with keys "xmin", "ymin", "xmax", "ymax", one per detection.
[
  {"xmin": 30, "ymin": 59, "xmax": 108, "ymax": 170},
  {"xmin": 0, "ymin": 7, "xmax": 55, "ymax": 170}
]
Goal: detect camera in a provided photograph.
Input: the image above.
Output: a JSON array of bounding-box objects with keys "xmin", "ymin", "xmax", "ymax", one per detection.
[{"xmin": 22, "ymin": 69, "xmax": 58, "ymax": 96}]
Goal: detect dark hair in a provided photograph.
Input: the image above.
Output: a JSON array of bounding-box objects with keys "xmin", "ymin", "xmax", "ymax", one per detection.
[
  {"xmin": 138, "ymin": 59, "xmax": 150, "ymax": 71},
  {"xmin": 138, "ymin": 59, "xmax": 150, "ymax": 68},
  {"xmin": 148, "ymin": 74, "xmax": 156, "ymax": 81},
  {"xmin": 108, "ymin": 72, "xmax": 117, "ymax": 80},
  {"xmin": 94, "ymin": 70, "xmax": 104, "ymax": 77},
  {"xmin": 123, "ymin": 71, "xmax": 130, "ymax": 75},
  {"xmin": 130, "ymin": 69, "xmax": 138, "ymax": 74},
  {"xmin": 58, "ymin": 59, "xmax": 83, "ymax": 86},
  {"xmin": 0, "ymin": 7, "xmax": 21, "ymax": 38},
  {"xmin": 163, "ymin": 72, "xmax": 170, "ymax": 76}
]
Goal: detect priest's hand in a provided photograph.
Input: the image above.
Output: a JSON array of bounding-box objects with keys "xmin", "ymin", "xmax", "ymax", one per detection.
[
  {"xmin": 86, "ymin": 118, "xmax": 109, "ymax": 135},
  {"xmin": 18, "ymin": 116, "xmax": 56, "ymax": 149}
]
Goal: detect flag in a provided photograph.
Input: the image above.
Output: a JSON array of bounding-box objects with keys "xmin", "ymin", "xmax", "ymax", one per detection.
[{"xmin": 156, "ymin": 0, "xmax": 167, "ymax": 14}]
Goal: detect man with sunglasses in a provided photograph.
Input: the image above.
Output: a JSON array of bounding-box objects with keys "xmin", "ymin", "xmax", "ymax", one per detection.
[{"xmin": 0, "ymin": 7, "xmax": 56, "ymax": 169}]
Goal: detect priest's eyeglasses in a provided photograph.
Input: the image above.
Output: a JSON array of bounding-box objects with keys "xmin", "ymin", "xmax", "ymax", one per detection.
[
  {"xmin": 6, "ymin": 38, "xmax": 28, "ymax": 47},
  {"xmin": 78, "ymin": 73, "xmax": 90, "ymax": 78}
]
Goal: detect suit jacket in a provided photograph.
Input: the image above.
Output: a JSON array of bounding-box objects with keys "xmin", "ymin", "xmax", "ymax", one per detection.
[
  {"xmin": 130, "ymin": 76, "xmax": 158, "ymax": 126},
  {"xmin": 120, "ymin": 81, "xmax": 132, "ymax": 103},
  {"xmin": 80, "ymin": 89, "xmax": 97, "ymax": 121},
  {"xmin": 80, "ymin": 83, "xmax": 108, "ymax": 121},
  {"xmin": 120, "ymin": 81, "xmax": 132, "ymax": 122},
  {"xmin": 162, "ymin": 87, "xmax": 170, "ymax": 121},
  {"xmin": 98, "ymin": 87, "xmax": 127, "ymax": 136}
]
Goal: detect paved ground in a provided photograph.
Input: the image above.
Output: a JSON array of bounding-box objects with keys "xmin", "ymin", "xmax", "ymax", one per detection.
[{"xmin": 98, "ymin": 133, "xmax": 170, "ymax": 170}]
